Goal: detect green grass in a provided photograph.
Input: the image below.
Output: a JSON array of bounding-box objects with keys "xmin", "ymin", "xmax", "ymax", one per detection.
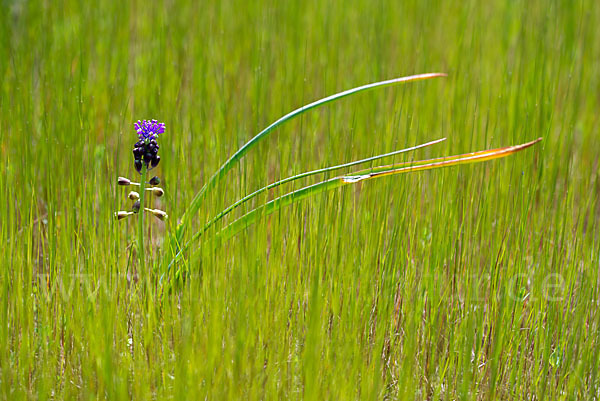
[{"xmin": 1, "ymin": 0, "xmax": 599, "ymax": 399}]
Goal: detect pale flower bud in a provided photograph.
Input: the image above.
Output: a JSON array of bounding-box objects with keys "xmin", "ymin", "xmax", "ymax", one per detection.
[
  {"xmin": 145, "ymin": 208, "xmax": 168, "ymax": 221},
  {"xmin": 149, "ymin": 187, "xmax": 164, "ymax": 197},
  {"xmin": 115, "ymin": 211, "xmax": 133, "ymax": 220}
]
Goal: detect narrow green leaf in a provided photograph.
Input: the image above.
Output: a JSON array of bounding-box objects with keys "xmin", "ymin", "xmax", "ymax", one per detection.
[
  {"xmin": 201, "ymin": 138, "xmax": 445, "ymax": 238},
  {"xmin": 166, "ymin": 138, "xmax": 541, "ymax": 274},
  {"xmin": 215, "ymin": 138, "xmax": 541, "ymax": 241},
  {"xmin": 165, "ymin": 138, "xmax": 443, "ymax": 272},
  {"xmin": 172, "ymin": 73, "xmax": 447, "ymax": 244}
]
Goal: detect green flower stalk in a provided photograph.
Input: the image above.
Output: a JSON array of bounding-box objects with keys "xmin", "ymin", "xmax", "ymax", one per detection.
[{"xmin": 137, "ymin": 165, "xmax": 148, "ymax": 272}]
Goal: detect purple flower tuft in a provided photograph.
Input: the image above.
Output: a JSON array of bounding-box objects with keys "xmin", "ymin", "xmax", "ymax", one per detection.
[
  {"xmin": 132, "ymin": 119, "xmax": 165, "ymax": 173},
  {"xmin": 134, "ymin": 119, "xmax": 166, "ymax": 142}
]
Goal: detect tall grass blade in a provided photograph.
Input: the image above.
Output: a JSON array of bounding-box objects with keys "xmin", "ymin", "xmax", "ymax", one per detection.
[
  {"xmin": 200, "ymin": 138, "xmax": 445, "ymax": 236},
  {"xmin": 167, "ymin": 138, "xmax": 541, "ymax": 273},
  {"xmin": 341, "ymin": 137, "xmax": 543, "ymax": 182},
  {"xmin": 215, "ymin": 138, "xmax": 541, "ymax": 241},
  {"xmin": 173, "ymin": 73, "xmax": 447, "ymax": 244},
  {"xmin": 162, "ymin": 138, "xmax": 445, "ymax": 276}
]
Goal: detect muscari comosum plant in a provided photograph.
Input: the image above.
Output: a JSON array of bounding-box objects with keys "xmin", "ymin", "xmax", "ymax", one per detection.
[
  {"xmin": 116, "ymin": 73, "xmax": 541, "ymax": 286},
  {"xmin": 115, "ymin": 119, "xmax": 168, "ymax": 274}
]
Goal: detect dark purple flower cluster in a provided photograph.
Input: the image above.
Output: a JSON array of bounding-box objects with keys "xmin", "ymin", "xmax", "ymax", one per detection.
[{"xmin": 132, "ymin": 119, "xmax": 164, "ymax": 173}]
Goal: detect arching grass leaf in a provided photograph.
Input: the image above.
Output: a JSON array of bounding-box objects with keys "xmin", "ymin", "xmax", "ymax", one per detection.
[{"xmin": 172, "ymin": 73, "xmax": 447, "ymax": 247}]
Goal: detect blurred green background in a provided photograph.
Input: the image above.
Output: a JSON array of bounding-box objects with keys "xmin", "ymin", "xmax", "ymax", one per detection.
[{"xmin": 1, "ymin": 0, "xmax": 599, "ymax": 398}]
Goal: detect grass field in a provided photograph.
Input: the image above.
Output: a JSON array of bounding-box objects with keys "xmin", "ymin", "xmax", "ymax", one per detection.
[{"xmin": 1, "ymin": 0, "xmax": 599, "ymax": 398}]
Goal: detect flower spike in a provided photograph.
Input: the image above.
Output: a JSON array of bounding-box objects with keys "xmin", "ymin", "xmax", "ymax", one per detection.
[
  {"xmin": 115, "ymin": 120, "xmax": 167, "ymax": 225},
  {"xmin": 133, "ymin": 119, "xmax": 165, "ymax": 173}
]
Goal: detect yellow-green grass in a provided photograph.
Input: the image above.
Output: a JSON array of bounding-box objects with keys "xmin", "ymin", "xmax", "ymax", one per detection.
[{"xmin": 1, "ymin": 0, "xmax": 599, "ymax": 399}]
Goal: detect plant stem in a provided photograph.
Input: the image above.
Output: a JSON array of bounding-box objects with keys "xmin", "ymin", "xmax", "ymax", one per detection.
[{"xmin": 138, "ymin": 165, "xmax": 147, "ymax": 274}]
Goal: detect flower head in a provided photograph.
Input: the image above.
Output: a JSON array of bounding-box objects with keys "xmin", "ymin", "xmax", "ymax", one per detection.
[
  {"xmin": 134, "ymin": 119, "xmax": 166, "ymax": 141},
  {"xmin": 132, "ymin": 119, "xmax": 164, "ymax": 173}
]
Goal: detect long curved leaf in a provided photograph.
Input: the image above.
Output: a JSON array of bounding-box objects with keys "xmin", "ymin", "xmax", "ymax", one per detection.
[
  {"xmin": 214, "ymin": 138, "xmax": 542, "ymax": 241},
  {"xmin": 163, "ymin": 138, "xmax": 445, "ymax": 274},
  {"xmin": 200, "ymin": 138, "xmax": 445, "ymax": 237},
  {"xmin": 166, "ymin": 138, "xmax": 541, "ymax": 272},
  {"xmin": 173, "ymin": 73, "xmax": 447, "ymax": 244}
]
